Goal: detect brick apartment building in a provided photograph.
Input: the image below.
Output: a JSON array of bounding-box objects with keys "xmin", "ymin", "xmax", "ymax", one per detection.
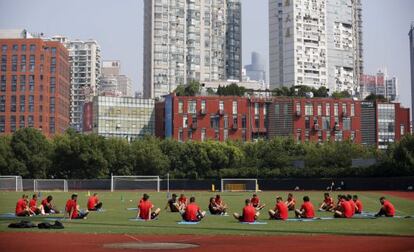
[
  {"xmin": 0, "ymin": 36, "xmax": 70, "ymax": 135},
  {"xmin": 156, "ymin": 94, "xmax": 411, "ymax": 148}
]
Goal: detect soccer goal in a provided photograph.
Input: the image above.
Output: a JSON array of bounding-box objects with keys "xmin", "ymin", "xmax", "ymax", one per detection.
[
  {"xmin": 34, "ymin": 179, "xmax": 68, "ymax": 192},
  {"xmin": 0, "ymin": 176, "xmax": 23, "ymax": 191},
  {"xmin": 111, "ymin": 176, "xmax": 160, "ymax": 192},
  {"xmin": 221, "ymin": 178, "xmax": 259, "ymax": 192}
]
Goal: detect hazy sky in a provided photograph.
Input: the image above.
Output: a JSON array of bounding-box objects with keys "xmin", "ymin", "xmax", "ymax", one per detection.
[{"xmin": 0, "ymin": 0, "xmax": 413, "ymax": 109}]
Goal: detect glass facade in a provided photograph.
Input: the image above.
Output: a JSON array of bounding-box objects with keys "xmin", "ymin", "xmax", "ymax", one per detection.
[{"xmin": 377, "ymin": 103, "xmax": 395, "ymax": 149}]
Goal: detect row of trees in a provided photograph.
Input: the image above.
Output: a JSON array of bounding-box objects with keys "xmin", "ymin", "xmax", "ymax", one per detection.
[{"xmin": 1, "ymin": 128, "xmax": 413, "ymax": 179}]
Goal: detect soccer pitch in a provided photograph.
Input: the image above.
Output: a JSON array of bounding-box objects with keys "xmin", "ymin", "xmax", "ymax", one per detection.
[{"xmin": 1, "ymin": 191, "xmax": 413, "ymax": 236}]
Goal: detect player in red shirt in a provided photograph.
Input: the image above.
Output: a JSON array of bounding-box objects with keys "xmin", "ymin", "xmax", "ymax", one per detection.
[
  {"xmin": 251, "ymin": 193, "xmax": 266, "ymax": 211},
  {"xmin": 213, "ymin": 194, "xmax": 228, "ymax": 213},
  {"xmin": 65, "ymin": 194, "xmax": 89, "ymax": 219},
  {"xmin": 137, "ymin": 193, "xmax": 160, "ymax": 220},
  {"xmin": 295, "ymin": 196, "xmax": 315, "ymax": 219},
  {"xmin": 233, "ymin": 199, "xmax": 259, "ymax": 222},
  {"xmin": 319, "ymin": 192, "xmax": 334, "ymax": 212},
  {"xmin": 375, "ymin": 197, "xmax": 395, "ymax": 217},
  {"xmin": 285, "ymin": 193, "xmax": 296, "ymax": 211},
  {"xmin": 182, "ymin": 196, "xmax": 206, "ymax": 222},
  {"xmin": 353, "ymin": 195, "xmax": 363, "ymax": 214},
  {"xmin": 334, "ymin": 195, "xmax": 353, "ymax": 218},
  {"xmin": 41, "ymin": 195, "xmax": 60, "ymax": 214},
  {"xmin": 29, "ymin": 194, "xmax": 44, "ymax": 215},
  {"xmin": 208, "ymin": 197, "xmax": 226, "ymax": 215},
  {"xmin": 15, "ymin": 194, "xmax": 30, "ymax": 216},
  {"xmin": 269, "ymin": 196, "xmax": 288, "ymax": 220},
  {"xmin": 87, "ymin": 193, "xmax": 103, "ymax": 211},
  {"xmin": 346, "ymin": 194, "xmax": 356, "ymax": 216},
  {"xmin": 178, "ymin": 194, "xmax": 188, "ymax": 211}
]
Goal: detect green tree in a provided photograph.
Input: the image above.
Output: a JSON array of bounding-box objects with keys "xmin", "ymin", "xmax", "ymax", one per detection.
[
  {"xmin": 332, "ymin": 90, "xmax": 351, "ymax": 99},
  {"xmin": 130, "ymin": 136, "xmax": 169, "ymax": 175},
  {"xmin": 364, "ymin": 93, "xmax": 388, "ymax": 102},
  {"xmin": 174, "ymin": 80, "xmax": 201, "ymax": 96}
]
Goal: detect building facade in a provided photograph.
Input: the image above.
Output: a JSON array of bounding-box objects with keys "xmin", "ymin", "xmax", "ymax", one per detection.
[
  {"xmin": 244, "ymin": 52, "xmax": 266, "ymax": 83},
  {"xmin": 156, "ymin": 94, "xmax": 410, "ymax": 148},
  {"xmin": 143, "ymin": 0, "xmax": 242, "ymax": 99},
  {"xmin": 409, "ymin": 23, "xmax": 414, "ymax": 124},
  {"xmin": 100, "ymin": 60, "xmax": 133, "ymax": 97},
  {"xmin": 360, "ymin": 70, "xmax": 398, "ymax": 101},
  {"xmin": 51, "ymin": 36, "xmax": 101, "ymax": 132},
  {"xmin": 0, "ymin": 36, "xmax": 70, "ymax": 135},
  {"xmin": 269, "ymin": 0, "xmax": 363, "ymax": 94},
  {"xmin": 83, "ymin": 96, "xmax": 155, "ymax": 140}
]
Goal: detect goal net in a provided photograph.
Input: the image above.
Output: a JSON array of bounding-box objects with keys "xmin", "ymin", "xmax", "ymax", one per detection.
[
  {"xmin": 111, "ymin": 176, "xmax": 160, "ymax": 192},
  {"xmin": 34, "ymin": 179, "xmax": 68, "ymax": 192},
  {"xmin": 0, "ymin": 176, "xmax": 23, "ymax": 191},
  {"xmin": 221, "ymin": 178, "xmax": 258, "ymax": 192}
]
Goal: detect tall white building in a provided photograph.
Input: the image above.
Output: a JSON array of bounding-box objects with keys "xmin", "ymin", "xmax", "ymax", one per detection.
[
  {"xmin": 143, "ymin": 0, "xmax": 242, "ymax": 99},
  {"xmin": 51, "ymin": 36, "xmax": 101, "ymax": 131},
  {"xmin": 100, "ymin": 60, "xmax": 133, "ymax": 97},
  {"xmin": 269, "ymin": 0, "xmax": 363, "ymax": 94}
]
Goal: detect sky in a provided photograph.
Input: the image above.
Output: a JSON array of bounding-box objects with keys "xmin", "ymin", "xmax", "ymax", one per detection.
[{"xmin": 0, "ymin": 0, "xmax": 413, "ymax": 109}]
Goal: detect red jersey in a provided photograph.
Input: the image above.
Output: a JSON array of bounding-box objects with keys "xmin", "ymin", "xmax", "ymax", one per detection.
[
  {"xmin": 178, "ymin": 197, "xmax": 187, "ymax": 205},
  {"xmin": 324, "ymin": 197, "xmax": 334, "ymax": 206},
  {"xmin": 354, "ymin": 200, "xmax": 363, "ymax": 213},
  {"xmin": 251, "ymin": 197, "xmax": 260, "ymax": 207},
  {"xmin": 41, "ymin": 198, "xmax": 49, "ymax": 207},
  {"xmin": 242, "ymin": 205, "xmax": 256, "ymax": 222},
  {"xmin": 65, "ymin": 199, "xmax": 78, "ymax": 218},
  {"xmin": 214, "ymin": 198, "xmax": 222, "ymax": 205},
  {"xmin": 15, "ymin": 199, "xmax": 27, "ymax": 214},
  {"xmin": 184, "ymin": 203, "xmax": 200, "ymax": 221},
  {"xmin": 29, "ymin": 199, "xmax": 37, "ymax": 211},
  {"xmin": 348, "ymin": 200, "xmax": 356, "ymax": 216},
  {"xmin": 300, "ymin": 202, "xmax": 315, "ymax": 218},
  {"xmin": 287, "ymin": 197, "xmax": 296, "ymax": 205},
  {"xmin": 276, "ymin": 202, "xmax": 288, "ymax": 220},
  {"xmin": 383, "ymin": 200, "xmax": 395, "ymax": 216},
  {"xmin": 87, "ymin": 196, "xmax": 96, "ymax": 210},
  {"xmin": 138, "ymin": 200, "xmax": 153, "ymax": 220},
  {"xmin": 340, "ymin": 200, "xmax": 353, "ymax": 218}
]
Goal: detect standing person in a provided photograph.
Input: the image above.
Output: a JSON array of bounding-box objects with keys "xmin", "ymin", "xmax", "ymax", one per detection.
[
  {"xmin": 285, "ymin": 193, "xmax": 296, "ymax": 211},
  {"xmin": 87, "ymin": 193, "xmax": 103, "ymax": 211},
  {"xmin": 178, "ymin": 194, "xmax": 188, "ymax": 210},
  {"xmin": 214, "ymin": 195, "xmax": 228, "ymax": 213},
  {"xmin": 375, "ymin": 197, "xmax": 395, "ymax": 217},
  {"xmin": 65, "ymin": 194, "xmax": 89, "ymax": 220},
  {"xmin": 353, "ymin": 195, "xmax": 363, "ymax": 214},
  {"xmin": 233, "ymin": 199, "xmax": 259, "ymax": 223},
  {"xmin": 334, "ymin": 195, "xmax": 353, "ymax": 218},
  {"xmin": 251, "ymin": 194, "xmax": 266, "ymax": 211},
  {"xmin": 29, "ymin": 194, "xmax": 44, "ymax": 215},
  {"xmin": 182, "ymin": 197, "xmax": 206, "ymax": 222},
  {"xmin": 319, "ymin": 192, "xmax": 335, "ymax": 212},
  {"xmin": 15, "ymin": 194, "xmax": 30, "ymax": 217},
  {"xmin": 137, "ymin": 193, "xmax": 160, "ymax": 220},
  {"xmin": 165, "ymin": 193, "xmax": 180, "ymax": 212},
  {"xmin": 295, "ymin": 196, "xmax": 315, "ymax": 219},
  {"xmin": 268, "ymin": 196, "xmax": 288, "ymax": 220},
  {"xmin": 41, "ymin": 195, "xmax": 60, "ymax": 214}
]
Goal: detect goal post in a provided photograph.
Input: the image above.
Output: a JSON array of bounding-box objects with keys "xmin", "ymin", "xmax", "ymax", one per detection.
[
  {"xmin": 221, "ymin": 178, "xmax": 259, "ymax": 192},
  {"xmin": 0, "ymin": 176, "xmax": 23, "ymax": 192},
  {"xmin": 111, "ymin": 175, "xmax": 160, "ymax": 192},
  {"xmin": 34, "ymin": 179, "xmax": 68, "ymax": 192}
]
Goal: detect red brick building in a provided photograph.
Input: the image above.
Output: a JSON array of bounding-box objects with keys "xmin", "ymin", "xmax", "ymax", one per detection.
[
  {"xmin": 0, "ymin": 38, "xmax": 70, "ymax": 135},
  {"xmin": 156, "ymin": 94, "xmax": 410, "ymax": 148}
]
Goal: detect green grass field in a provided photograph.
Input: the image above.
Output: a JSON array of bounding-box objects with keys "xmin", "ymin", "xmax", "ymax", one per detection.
[{"xmin": 1, "ymin": 191, "xmax": 413, "ymax": 236}]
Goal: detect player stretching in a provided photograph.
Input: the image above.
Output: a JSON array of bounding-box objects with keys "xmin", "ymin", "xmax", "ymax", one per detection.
[
  {"xmin": 251, "ymin": 193, "xmax": 266, "ymax": 211},
  {"xmin": 137, "ymin": 193, "xmax": 160, "ymax": 220},
  {"xmin": 268, "ymin": 196, "xmax": 288, "ymax": 220},
  {"xmin": 181, "ymin": 197, "xmax": 206, "ymax": 222},
  {"xmin": 233, "ymin": 199, "xmax": 259, "ymax": 223},
  {"xmin": 295, "ymin": 196, "xmax": 315, "ymax": 219},
  {"xmin": 319, "ymin": 192, "xmax": 334, "ymax": 212},
  {"xmin": 285, "ymin": 193, "xmax": 296, "ymax": 211},
  {"xmin": 375, "ymin": 197, "xmax": 395, "ymax": 217}
]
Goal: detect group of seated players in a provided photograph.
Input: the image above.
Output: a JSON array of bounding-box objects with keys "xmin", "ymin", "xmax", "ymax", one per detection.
[
  {"xmin": 15, "ymin": 192, "xmax": 103, "ymax": 220},
  {"xmin": 136, "ymin": 192, "xmax": 396, "ymax": 222}
]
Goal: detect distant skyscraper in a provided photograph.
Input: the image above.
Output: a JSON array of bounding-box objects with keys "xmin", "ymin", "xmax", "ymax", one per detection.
[
  {"xmin": 360, "ymin": 69, "xmax": 398, "ymax": 101},
  {"xmin": 269, "ymin": 0, "xmax": 363, "ymax": 94},
  {"xmin": 143, "ymin": 0, "xmax": 242, "ymax": 99},
  {"xmin": 51, "ymin": 36, "xmax": 101, "ymax": 131},
  {"xmin": 100, "ymin": 60, "xmax": 133, "ymax": 97},
  {"xmin": 244, "ymin": 52, "xmax": 266, "ymax": 83},
  {"xmin": 409, "ymin": 23, "xmax": 414, "ymax": 123}
]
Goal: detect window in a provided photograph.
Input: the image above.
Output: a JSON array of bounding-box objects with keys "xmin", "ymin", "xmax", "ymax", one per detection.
[
  {"xmin": 49, "ymin": 97, "xmax": 55, "ymax": 113},
  {"xmin": 325, "ymin": 103, "xmax": 330, "ymax": 116},
  {"xmin": 343, "ymin": 117, "xmax": 351, "ymax": 131},
  {"xmin": 296, "ymin": 129, "xmax": 302, "ymax": 142},
  {"xmin": 11, "ymin": 75, "xmax": 17, "ymax": 91},
  {"xmin": 224, "ymin": 115, "xmax": 228, "ymax": 129},
  {"xmin": 305, "ymin": 117, "xmax": 310, "ymax": 129},
  {"xmin": 215, "ymin": 130, "xmax": 219, "ymax": 140},
  {"xmin": 29, "ymin": 95, "xmax": 34, "ymax": 112},
  {"xmin": 350, "ymin": 131, "xmax": 355, "ymax": 142},
  {"xmin": 12, "ymin": 55, "xmax": 17, "ymax": 71},
  {"xmin": 351, "ymin": 104, "xmax": 355, "ymax": 117},
  {"xmin": 183, "ymin": 115, "xmax": 188, "ymax": 128},
  {"xmin": 223, "ymin": 129, "xmax": 228, "ymax": 141},
  {"xmin": 12, "ymin": 44, "xmax": 18, "ymax": 52},
  {"xmin": 19, "ymin": 95, "xmax": 25, "ymax": 112},
  {"xmin": 0, "ymin": 116, "xmax": 5, "ymax": 132},
  {"xmin": 400, "ymin": 125, "xmax": 405, "ymax": 135},
  {"xmin": 242, "ymin": 115, "xmax": 246, "ymax": 128},
  {"xmin": 1, "ymin": 45, "xmax": 7, "ymax": 54},
  {"xmin": 317, "ymin": 104, "xmax": 322, "ymax": 116},
  {"xmin": 1, "ymin": 55, "xmax": 6, "ymax": 71},
  {"xmin": 178, "ymin": 100, "xmax": 183, "ymax": 113},
  {"xmin": 335, "ymin": 131, "xmax": 343, "ymax": 142},
  {"xmin": 305, "ymin": 130, "xmax": 310, "ymax": 142},
  {"xmin": 318, "ymin": 131, "xmax": 323, "ymax": 143},
  {"xmin": 30, "ymin": 44, "xmax": 36, "ymax": 52},
  {"xmin": 305, "ymin": 103, "xmax": 313, "ymax": 116},
  {"xmin": 188, "ymin": 100, "xmax": 196, "ymax": 114},
  {"xmin": 188, "ymin": 129, "xmax": 192, "ymax": 140},
  {"xmin": 322, "ymin": 116, "xmax": 330, "ymax": 130},
  {"xmin": 210, "ymin": 115, "xmax": 219, "ymax": 129},
  {"xmin": 219, "ymin": 100, "xmax": 224, "ymax": 112},
  {"xmin": 20, "ymin": 55, "xmax": 26, "ymax": 72},
  {"xmin": 296, "ymin": 102, "xmax": 301, "ymax": 114},
  {"xmin": 51, "ymin": 47, "xmax": 57, "ymax": 56},
  {"xmin": 201, "ymin": 128, "xmax": 206, "ymax": 142},
  {"xmin": 0, "ymin": 95, "xmax": 5, "ymax": 112},
  {"xmin": 29, "ymin": 75, "xmax": 35, "ymax": 92},
  {"xmin": 10, "ymin": 116, "xmax": 16, "ymax": 132},
  {"xmin": 342, "ymin": 103, "xmax": 347, "ymax": 115},
  {"xmin": 0, "ymin": 75, "xmax": 5, "ymax": 92},
  {"xmin": 48, "ymin": 117, "xmax": 54, "ymax": 132},
  {"xmin": 232, "ymin": 101, "xmax": 238, "ymax": 115},
  {"xmin": 19, "ymin": 115, "xmax": 25, "ymax": 128},
  {"xmin": 29, "ymin": 55, "xmax": 35, "ymax": 72},
  {"xmin": 21, "ymin": 44, "xmax": 26, "ymax": 52},
  {"xmin": 11, "ymin": 96, "xmax": 16, "ymax": 112},
  {"xmin": 274, "ymin": 104, "xmax": 280, "ymax": 116},
  {"xmin": 334, "ymin": 103, "xmax": 338, "ymax": 116},
  {"xmin": 178, "ymin": 128, "xmax": 183, "ymax": 142},
  {"xmin": 254, "ymin": 103, "xmax": 259, "ymax": 115},
  {"xmin": 201, "ymin": 100, "xmax": 206, "ymax": 113},
  {"xmin": 50, "ymin": 77, "xmax": 55, "ymax": 93},
  {"xmin": 233, "ymin": 115, "xmax": 238, "ymax": 128}
]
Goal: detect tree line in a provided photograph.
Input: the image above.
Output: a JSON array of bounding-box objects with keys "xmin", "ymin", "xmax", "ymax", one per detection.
[{"xmin": 0, "ymin": 128, "xmax": 413, "ymax": 179}]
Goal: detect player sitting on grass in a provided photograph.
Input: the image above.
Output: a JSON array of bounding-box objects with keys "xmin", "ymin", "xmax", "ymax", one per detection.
[
  {"xmin": 137, "ymin": 193, "xmax": 160, "ymax": 220},
  {"xmin": 41, "ymin": 195, "xmax": 60, "ymax": 214},
  {"xmin": 295, "ymin": 196, "xmax": 315, "ymax": 219},
  {"xmin": 165, "ymin": 193, "xmax": 180, "ymax": 212},
  {"xmin": 65, "ymin": 194, "xmax": 89, "ymax": 220},
  {"xmin": 268, "ymin": 196, "xmax": 288, "ymax": 220},
  {"xmin": 353, "ymin": 195, "xmax": 363, "ymax": 214},
  {"xmin": 375, "ymin": 197, "xmax": 395, "ymax": 217},
  {"xmin": 214, "ymin": 195, "xmax": 228, "ymax": 213},
  {"xmin": 87, "ymin": 193, "xmax": 103, "ymax": 211},
  {"xmin": 181, "ymin": 196, "xmax": 206, "ymax": 222},
  {"xmin": 251, "ymin": 193, "xmax": 266, "ymax": 211},
  {"xmin": 15, "ymin": 194, "xmax": 31, "ymax": 217},
  {"xmin": 285, "ymin": 193, "xmax": 296, "ymax": 211},
  {"xmin": 346, "ymin": 194, "xmax": 356, "ymax": 216},
  {"xmin": 319, "ymin": 192, "xmax": 334, "ymax": 212},
  {"xmin": 178, "ymin": 194, "xmax": 188, "ymax": 210},
  {"xmin": 233, "ymin": 199, "xmax": 259, "ymax": 223},
  {"xmin": 208, "ymin": 197, "xmax": 226, "ymax": 215},
  {"xmin": 29, "ymin": 194, "xmax": 44, "ymax": 215},
  {"xmin": 334, "ymin": 195, "xmax": 353, "ymax": 218}
]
